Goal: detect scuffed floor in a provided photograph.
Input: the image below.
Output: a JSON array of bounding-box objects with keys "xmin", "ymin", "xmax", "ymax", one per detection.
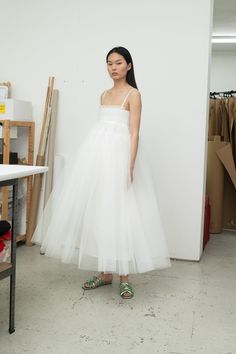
[{"xmin": 0, "ymin": 231, "xmax": 236, "ymax": 354}]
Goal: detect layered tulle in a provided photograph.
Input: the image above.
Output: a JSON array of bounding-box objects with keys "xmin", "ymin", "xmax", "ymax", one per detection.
[{"xmin": 32, "ymin": 106, "xmax": 171, "ymax": 274}]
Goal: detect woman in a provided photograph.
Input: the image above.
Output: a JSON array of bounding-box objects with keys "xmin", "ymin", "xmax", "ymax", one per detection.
[{"xmin": 32, "ymin": 46, "xmax": 171, "ymax": 300}]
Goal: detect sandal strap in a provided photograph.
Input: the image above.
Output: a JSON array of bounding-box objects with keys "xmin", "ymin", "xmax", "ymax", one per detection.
[
  {"xmin": 119, "ymin": 282, "xmax": 134, "ymax": 296},
  {"xmin": 85, "ymin": 275, "xmax": 104, "ymax": 289}
]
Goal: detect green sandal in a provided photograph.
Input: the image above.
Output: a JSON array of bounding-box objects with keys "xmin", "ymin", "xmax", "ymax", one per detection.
[
  {"xmin": 82, "ymin": 275, "xmax": 112, "ymax": 290},
  {"xmin": 119, "ymin": 282, "xmax": 134, "ymax": 299}
]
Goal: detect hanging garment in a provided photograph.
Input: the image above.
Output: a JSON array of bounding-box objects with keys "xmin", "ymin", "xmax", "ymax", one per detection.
[
  {"xmin": 208, "ymin": 99, "xmax": 229, "ymax": 142},
  {"xmin": 226, "ymin": 97, "xmax": 236, "ymax": 162},
  {"xmin": 220, "ymin": 100, "xmax": 230, "ymax": 143},
  {"xmin": 32, "ymin": 89, "xmax": 171, "ymax": 275}
]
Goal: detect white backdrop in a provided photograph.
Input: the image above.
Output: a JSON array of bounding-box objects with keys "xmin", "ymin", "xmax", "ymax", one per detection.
[
  {"xmin": 0, "ymin": 0, "xmax": 213, "ymax": 260},
  {"xmin": 211, "ymin": 51, "xmax": 236, "ymax": 90}
]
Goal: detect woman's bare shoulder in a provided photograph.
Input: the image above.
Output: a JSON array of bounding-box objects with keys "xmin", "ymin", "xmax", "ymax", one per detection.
[
  {"xmin": 129, "ymin": 87, "xmax": 141, "ymax": 97},
  {"xmin": 129, "ymin": 88, "xmax": 141, "ymax": 101},
  {"xmin": 101, "ymin": 88, "xmax": 113, "ymax": 94}
]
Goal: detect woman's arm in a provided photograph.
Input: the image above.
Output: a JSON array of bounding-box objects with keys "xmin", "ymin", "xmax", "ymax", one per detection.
[{"xmin": 129, "ymin": 90, "xmax": 142, "ymax": 182}]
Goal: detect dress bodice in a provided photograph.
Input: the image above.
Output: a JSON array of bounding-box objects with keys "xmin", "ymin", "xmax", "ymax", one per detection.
[
  {"xmin": 99, "ymin": 88, "xmax": 136, "ymax": 128},
  {"xmin": 99, "ymin": 105, "xmax": 130, "ymax": 127}
]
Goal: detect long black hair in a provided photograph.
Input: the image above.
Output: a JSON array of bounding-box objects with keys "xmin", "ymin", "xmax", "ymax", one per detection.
[{"xmin": 106, "ymin": 46, "xmax": 138, "ymax": 89}]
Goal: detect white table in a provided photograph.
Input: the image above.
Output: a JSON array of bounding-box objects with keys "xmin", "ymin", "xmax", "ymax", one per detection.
[
  {"xmin": 0, "ymin": 165, "xmax": 48, "ymax": 181},
  {"xmin": 0, "ymin": 164, "xmax": 48, "ymax": 333}
]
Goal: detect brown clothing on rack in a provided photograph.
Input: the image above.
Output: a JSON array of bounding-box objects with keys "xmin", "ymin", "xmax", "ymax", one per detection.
[
  {"xmin": 220, "ymin": 100, "xmax": 230, "ymax": 142},
  {"xmin": 226, "ymin": 97, "xmax": 236, "ymax": 162},
  {"xmin": 208, "ymin": 99, "xmax": 221, "ymax": 137},
  {"xmin": 208, "ymin": 99, "xmax": 230, "ymax": 142},
  {"xmin": 208, "ymin": 99, "xmax": 216, "ymax": 137}
]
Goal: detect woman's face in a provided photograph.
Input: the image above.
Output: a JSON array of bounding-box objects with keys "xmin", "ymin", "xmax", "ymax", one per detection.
[{"xmin": 107, "ymin": 53, "xmax": 131, "ymax": 81}]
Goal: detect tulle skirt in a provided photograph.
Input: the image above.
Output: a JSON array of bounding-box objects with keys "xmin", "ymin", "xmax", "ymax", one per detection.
[{"xmin": 32, "ymin": 117, "xmax": 171, "ymax": 275}]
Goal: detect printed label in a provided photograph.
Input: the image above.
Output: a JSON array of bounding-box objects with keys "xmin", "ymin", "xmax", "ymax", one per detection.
[{"xmin": 0, "ymin": 104, "xmax": 6, "ymax": 114}]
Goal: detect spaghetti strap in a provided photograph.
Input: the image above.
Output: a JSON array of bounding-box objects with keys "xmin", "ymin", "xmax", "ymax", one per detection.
[
  {"xmin": 101, "ymin": 90, "xmax": 107, "ymax": 104},
  {"xmin": 121, "ymin": 88, "xmax": 135, "ymax": 107}
]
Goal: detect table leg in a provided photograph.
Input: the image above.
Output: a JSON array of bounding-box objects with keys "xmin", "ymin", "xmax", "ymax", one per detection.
[{"xmin": 9, "ymin": 179, "xmax": 18, "ymax": 334}]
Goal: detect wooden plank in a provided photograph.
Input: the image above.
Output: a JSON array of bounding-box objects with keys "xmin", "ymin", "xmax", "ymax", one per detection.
[
  {"xmin": 26, "ymin": 156, "xmax": 45, "ymax": 246},
  {"xmin": 0, "ymin": 121, "xmax": 35, "ymax": 128},
  {"xmin": 16, "ymin": 234, "xmax": 26, "ymax": 242},
  {"xmin": 0, "ymin": 262, "xmax": 12, "ymax": 272},
  {"xmin": 0, "ymin": 120, "xmax": 34, "ymax": 127},
  {"xmin": 26, "ymin": 77, "xmax": 54, "ymax": 246},
  {"xmin": 0, "ymin": 262, "xmax": 12, "ymax": 280},
  {"xmin": 26, "ymin": 123, "xmax": 35, "ymax": 224},
  {"xmin": 2, "ymin": 120, "xmax": 10, "ymax": 219},
  {"xmin": 39, "ymin": 77, "xmax": 54, "ymax": 156},
  {"xmin": 44, "ymin": 89, "xmax": 58, "ymax": 206}
]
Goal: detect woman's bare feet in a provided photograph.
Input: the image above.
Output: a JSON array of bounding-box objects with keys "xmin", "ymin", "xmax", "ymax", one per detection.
[
  {"xmin": 82, "ymin": 272, "xmax": 113, "ymax": 290},
  {"xmin": 119, "ymin": 274, "xmax": 133, "ymax": 299},
  {"xmin": 120, "ymin": 275, "xmax": 128, "ymax": 283},
  {"xmin": 99, "ymin": 272, "xmax": 113, "ymax": 282}
]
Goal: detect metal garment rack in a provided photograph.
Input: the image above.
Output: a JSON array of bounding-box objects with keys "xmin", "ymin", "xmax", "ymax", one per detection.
[{"xmin": 0, "ymin": 178, "xmax": 18, "ymax": 334}]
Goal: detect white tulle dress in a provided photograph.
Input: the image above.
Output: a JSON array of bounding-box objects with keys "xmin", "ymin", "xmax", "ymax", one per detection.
[{"xmin": 32, "ymin": 88, "xmax": 171, "ymax": 275}]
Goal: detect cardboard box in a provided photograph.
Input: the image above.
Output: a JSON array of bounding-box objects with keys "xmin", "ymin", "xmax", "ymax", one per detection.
[
  {"xmin": 0, "ymin": 99, "xmax": 32, "ymax": 121},
  {"xmin": 223, "ymin": 172, "xmax": 236, "ymax": 231}
]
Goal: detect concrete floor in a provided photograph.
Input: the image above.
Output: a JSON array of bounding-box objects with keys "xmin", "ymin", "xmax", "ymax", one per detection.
[{"xmin": 0, "ymin": 231, "xmax": 236, "ymax": 354}]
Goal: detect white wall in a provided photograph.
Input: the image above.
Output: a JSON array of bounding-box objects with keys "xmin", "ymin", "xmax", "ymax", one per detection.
[
  {"xmin": 0, "ymin": 0, "xmax": 213, "ymax": 261},
  {"xmin": 211, "ymin": 51, "xmax": 236, "ymax": 91}
]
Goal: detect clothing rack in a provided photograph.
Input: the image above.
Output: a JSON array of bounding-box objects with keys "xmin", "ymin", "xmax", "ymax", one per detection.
[{"xmin": 210, "ymin": 90, "xmax": 236, "ymax": 99}]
